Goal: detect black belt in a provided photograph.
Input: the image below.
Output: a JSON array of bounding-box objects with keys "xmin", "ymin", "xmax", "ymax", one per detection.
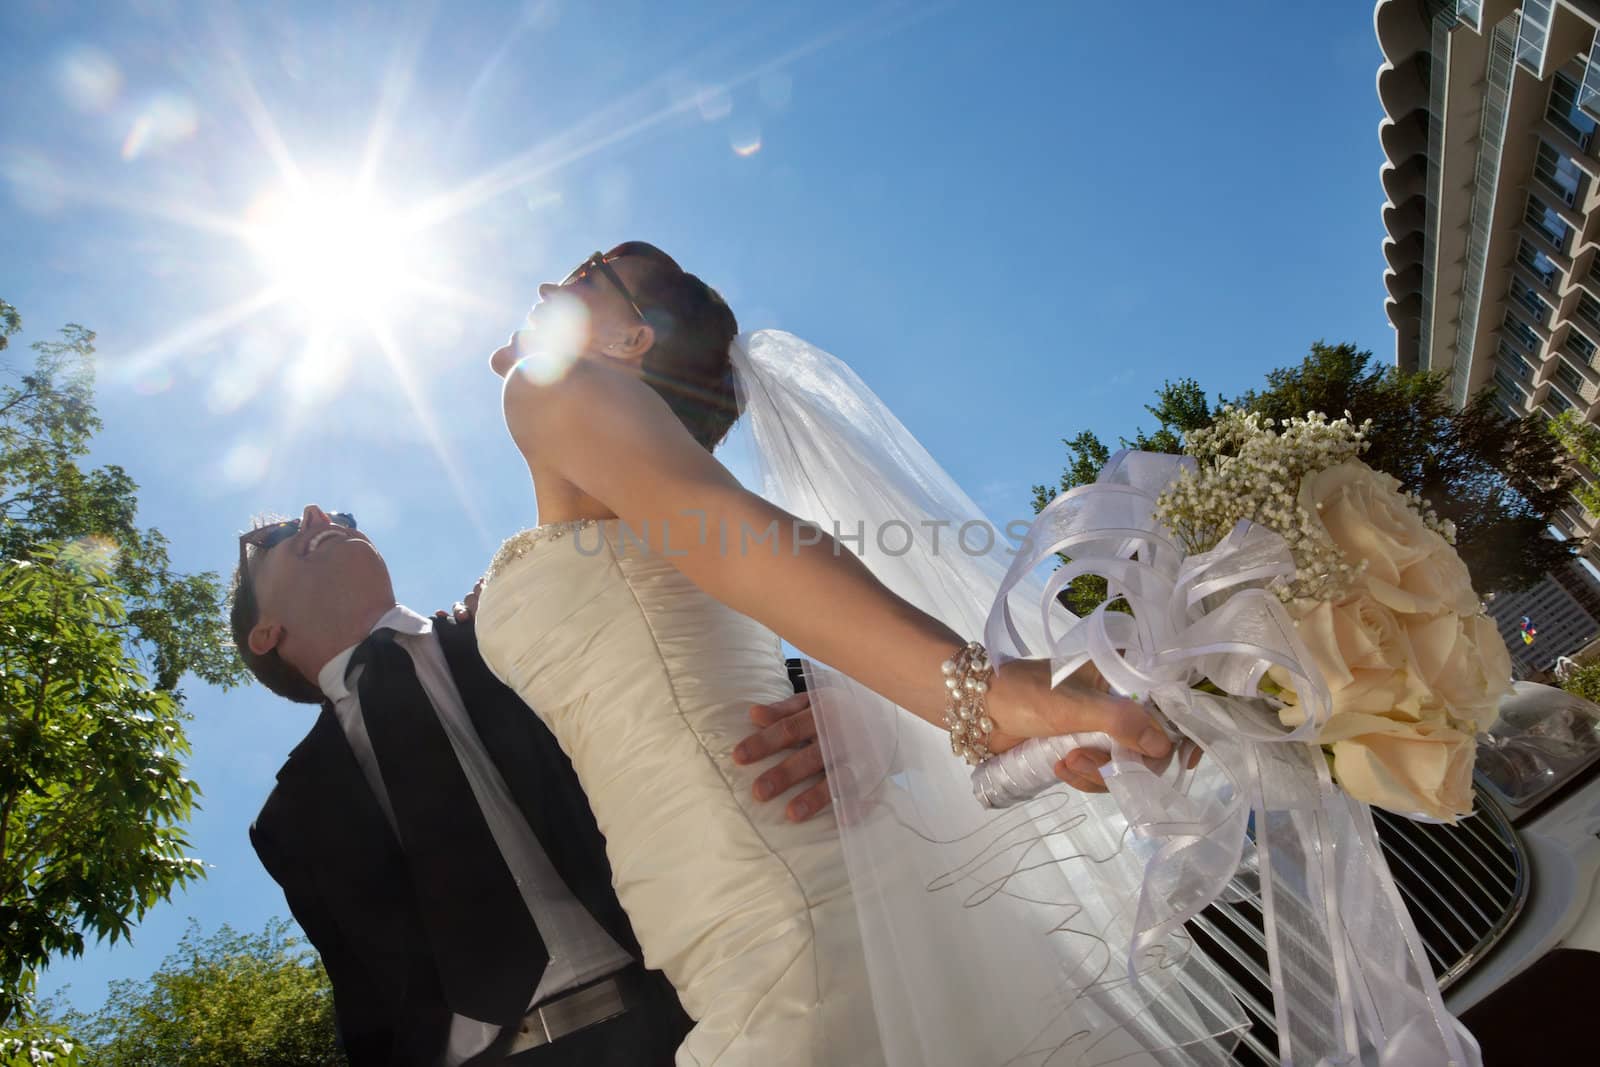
[{"xmin": 504, "ymin": 964, "xmax": 650, "ymax": 1053}]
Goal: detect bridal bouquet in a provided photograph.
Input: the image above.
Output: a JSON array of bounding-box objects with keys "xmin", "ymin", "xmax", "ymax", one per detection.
[
  {"xmin": 976, "ymin": 409, "xmax": 1505, "ymax": 1066},
  {"xmin": 1152, "ymin": 408, "xmax": 1511, "ymax": 821}
]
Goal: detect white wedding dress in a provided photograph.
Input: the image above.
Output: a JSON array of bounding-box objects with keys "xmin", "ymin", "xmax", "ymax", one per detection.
[
  {"xmin": 474, "ymin": 518, "xmax": 882, "ymax": 1066},
  {"xmin": 474, "ymin": 332, "xmax": 1258, "ymax": 1067}
]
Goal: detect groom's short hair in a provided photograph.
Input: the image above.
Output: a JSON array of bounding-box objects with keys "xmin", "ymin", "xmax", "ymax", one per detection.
[
  {"xmin": 608, "ymin": 241, "xmax": 741, "ymax": 450},
  {"xmin": 229, "ymin": 518, "xmax": 324, "ymax": 706}
]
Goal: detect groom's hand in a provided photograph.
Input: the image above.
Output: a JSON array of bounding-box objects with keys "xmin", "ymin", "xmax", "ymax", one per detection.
[
  {"xmin": 434, "ymin": 578, "xmax": 485, "ymax": 623},
  {"xmin": 732, "ymin": 693, "xmax": 830, "ymax": 822}
]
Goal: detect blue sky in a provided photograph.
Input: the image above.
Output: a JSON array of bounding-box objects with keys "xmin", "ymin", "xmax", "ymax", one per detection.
[{"xmin": 2, "ymin": 0, "xmax": 1392, "ymax": 1012}]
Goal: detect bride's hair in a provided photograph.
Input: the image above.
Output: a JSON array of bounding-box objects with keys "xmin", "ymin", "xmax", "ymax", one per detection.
[{"xmin": 608, "ymin": 241, "xmax": 741, "ymax": 450}]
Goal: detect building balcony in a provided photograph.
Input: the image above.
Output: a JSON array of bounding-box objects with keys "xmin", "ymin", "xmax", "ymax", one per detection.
[
  {"xmin": 1378, "ymin": 51, "xmax": 1430, "ymax": 123},
  {"xmin": 1541, "ymin": 115, "xmax": 1600, "ymax": 178},
  {"xmin": 1546, "ymin": 370, "xmax": 1585, "ymax": 413},
  {"xmin": 1572, "ymin": 265, "xmax": 1600, "ymax": 306},
  {"xmin": 1381, "ymin": 155, "xmax": 1428, "ymax": 205},
  {"xmin": 1513, "ymin": 267, "xmax": 1560, "ymax": 311},
  {"xmin": 1381, "ymin": 110, "xmax": 1430, "ymax": 165},
  {"xmin": 1388, "ymin": 262, "xmax": 1425, "ymax": 301},
  {"xmin": 1375, "ymin": 0, "xmax": 1433, "ymax": 66},
  {"xmin": 1388, "ymin": 291, "xmax": 1424, "ymax": 332},
  {"xmin": 1559, "ymin": 501, "xmax": 1595, "ymax": 540},
  {"xmin": 1558, "ymin": 321, "xmax": 1600, "ymax": 367},
  {"xmin": 1525, "ymin": 202, "xmax": 1577, "ymax": 258},
  {"xmin": 1545, "ymin": 353, "xmax": 1600, "ymax": 405},
  {"xmin": 1384, "ymin": 196, "xmax": 1426, "ymax": 239},
  {"xmin": 1386, "ymin": 231, "xmax": 1426, "ymax": 273},
  {"xmin": 1537, "ymin": 181, "xmax": 1587, "ymax": 233},
  {"xmin": 1517, "ymin": 0, "xmax": 1556, "ymax": 77}
]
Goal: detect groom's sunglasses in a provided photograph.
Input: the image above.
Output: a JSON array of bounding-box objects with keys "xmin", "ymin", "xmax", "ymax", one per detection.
[
  {"xmin": 561, "ymin": 251, "xmax": 648, "ymax": 325},
  {"xmin": 238, "ymin": 513, "xmax": 357, "ymax": 573}
]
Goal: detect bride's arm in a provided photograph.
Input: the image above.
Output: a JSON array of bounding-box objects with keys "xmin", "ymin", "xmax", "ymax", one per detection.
[{"xmin": 505, "ymin": 362, "xmax": 1173, "ymax": 760}]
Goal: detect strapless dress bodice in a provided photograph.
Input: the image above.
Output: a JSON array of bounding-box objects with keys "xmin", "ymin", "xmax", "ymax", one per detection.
[{"xmin": 475, "ymin": 520, "xmax": 880, "ymax": 1065}]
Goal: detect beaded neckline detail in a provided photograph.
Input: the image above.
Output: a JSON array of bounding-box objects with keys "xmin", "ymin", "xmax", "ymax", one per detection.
[{"xmin": 485, "ymin": 519, "xmax": 603, "ymax": 582}]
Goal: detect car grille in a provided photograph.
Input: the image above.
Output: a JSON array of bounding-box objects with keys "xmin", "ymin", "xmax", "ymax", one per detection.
[{"xmin": 1186, "ymin": 787, "xmax": 1529, "ymax": 1066}]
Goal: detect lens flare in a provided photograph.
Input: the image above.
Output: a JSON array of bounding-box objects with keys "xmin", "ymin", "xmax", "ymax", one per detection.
[
  {"xmin": 57, "ymin": 46, "xmax": 122, "ymax": 113},
  {"xmin": 221, "ymin": 442, "xmax": 271, "ymax": 486},
  {"xmin": 3, "ymin": 151, "xmax": 66, "ymax": 214},
  {"xmin": 121, "ymin": 93, "xmax": 199, "ymax": 160},
  {"xmin": 131, "ymin": 367, "xmax": 174, "ymax": 396},
  {"xmin": 61, "ymin": 534, "xmax": 120, "ymax": 570},
  {"xmin": 696, "ymin": 86, "xmax": 733, "ymax": 122},
  {"xmin": 508, "ymin": 294, "xmax": 589, "ymax": 385},
  {"xmin": 730, "ymin": 123, "xmax": 763, "ymax": 157}
]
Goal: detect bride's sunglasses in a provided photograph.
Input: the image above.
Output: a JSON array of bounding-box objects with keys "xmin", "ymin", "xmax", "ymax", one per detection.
[{"xmin": 561, "ymin": 251, "xmax": 648, "ymax": 325}]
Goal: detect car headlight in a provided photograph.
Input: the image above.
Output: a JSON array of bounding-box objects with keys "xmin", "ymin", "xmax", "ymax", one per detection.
[{"xmin": 1475, "ymin": 681, "xmax": 1600, "ymax": 817}]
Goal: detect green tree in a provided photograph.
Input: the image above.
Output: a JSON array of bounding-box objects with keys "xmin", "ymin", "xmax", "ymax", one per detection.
[
  {"xmin": 58, "ymin": 919, "xmax": 343, "ymax": 1067},
  {"xmin": 0, "ymin": 301, "xmax": 246, "ymax": 1026},
  {"xmin": 1029, "ymin": 384, "xmax": 1210, "ymax": 616},
  {"xmin": 1559, "ymin": 660, "xmax": 1600, "ymax": 705},
  {"xmin": 1548, "ymin": 409, "xmax": 1600, "ymax": 517},
  {"xmin": 0, "ymin": 1016, "xmax": 82, "ymax": 1067},
  {"xmin": 1035, "ymin": 342, "xmax": 1577, "ymax": 614},
  {"xmin": 1236, "ymin": 343, "xmax": 1574, "ymax": 595}
]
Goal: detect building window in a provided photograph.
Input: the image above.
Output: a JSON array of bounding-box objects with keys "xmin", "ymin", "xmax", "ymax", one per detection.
[
  {"xmin": 1496, "ymin": 368, "xmax": 1527, "ymax": 401},
  {"xmin": 1498, "ymin": 340, "xmax": 1535, "ymax": 381},
  {"xmin": 1504, "ymin": 311, "xmax": 1541, "ymax": 351},
  {"xmin": 1570, "ymin": 327, "xmax": 1599, "ymax": 364},
  {"xmin": 1578, "ymin": 292, "xmax": 1600, "ymax": 334},
  {"xmin": 1511, "ymin": 277, "xmax": 1554, "ymax": 325},
  {"xmin": 1549, "ymin": 390, "xmax": 1574, "ymax": 414},
  {"xmin": 1550, "ymin": 71, "xmax": 1598, "ymax": 151},
  {"xmin": 1527, "ymin": 194, "xmax": 1572, "ymax": 252},
  {"xmin": 1557, "ymin": 360, "xmax": 1586, "ymax": 396},
  {"xmin": 1518, "ymin": 0, "xmax": 1554, "ymax": 73},
  {"xmin": 1536, "ymin": 140, "xmax": 1587, "ymax": 206},
  {"xmin": 1519, "ymin": 238, "xmax": 1560, "ymax": 288},
  {"xmin": 1457, "ymin": 0, "xmax": 1482, "ymax": 29}
]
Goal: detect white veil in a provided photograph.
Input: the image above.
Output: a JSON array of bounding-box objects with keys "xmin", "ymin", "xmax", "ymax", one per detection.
[{"xmin": 728, "ymin": 330, "xmax": 1250, "ymax": 1066}]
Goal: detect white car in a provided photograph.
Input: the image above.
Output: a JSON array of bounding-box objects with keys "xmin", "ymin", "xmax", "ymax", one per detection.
[{"xmin": 1190, "ymin": 681, "xmax": 1600, "ymax": 1065}]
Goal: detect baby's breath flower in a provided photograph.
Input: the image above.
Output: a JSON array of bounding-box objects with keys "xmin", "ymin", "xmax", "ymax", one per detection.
[{"xmin": 1153, "ymin": 408, "xmax": 1435, "ymax": 601}]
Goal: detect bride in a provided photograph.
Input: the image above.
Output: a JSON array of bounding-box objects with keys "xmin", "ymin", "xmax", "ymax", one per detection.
[{"xmin": 473, "ymin": 243, "xmax": 1223, "ymax": 1066}]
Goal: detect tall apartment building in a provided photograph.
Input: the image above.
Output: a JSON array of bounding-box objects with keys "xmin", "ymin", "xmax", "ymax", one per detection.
[
  {"xmin": 1377, "ymin": 0, "xmax": 1600, "ymax": 551},
  {"xmin": 1378, "ymin": 0, "xmax": 1600, "ymax": 671}
]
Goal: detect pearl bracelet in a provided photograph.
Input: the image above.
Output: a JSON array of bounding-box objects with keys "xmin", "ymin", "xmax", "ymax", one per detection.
[{"xmin": 943, "ymin": 641, "xmax": 995, "ymax": 765}]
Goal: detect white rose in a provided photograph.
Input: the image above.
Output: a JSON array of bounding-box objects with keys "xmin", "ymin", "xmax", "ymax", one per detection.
[
  {"xmin": 1405, "ymin": 612, "xmax": 1511, "ymax": 734},
  {"xmin": 1298, "ymin": 461, "xmax": 1458, "ymax": 614},
  {"xmin": 1273, "ymin": 594, "xmax": 1432, "ymax": 733},
  {"xmin": 1331, "ymin": 721, "xmax": 1477, "ymax": 822},
  {"xmin": 1393, "ymin": 545, "xmax": 1481, "ymax": 618}
]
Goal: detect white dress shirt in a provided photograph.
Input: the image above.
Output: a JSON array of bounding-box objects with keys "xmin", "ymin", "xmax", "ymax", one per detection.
[{"xmin": 318, "ymin": 606, "xmax": 632, "ymax": 1063}]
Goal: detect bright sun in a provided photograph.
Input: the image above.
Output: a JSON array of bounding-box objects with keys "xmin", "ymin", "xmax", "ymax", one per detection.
[{"xmin": 244, "ymin": 182, "xmax": 419, "ymax": 325}]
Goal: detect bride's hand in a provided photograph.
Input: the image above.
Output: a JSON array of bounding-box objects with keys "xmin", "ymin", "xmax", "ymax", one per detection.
[{"xmin": 984, "ymin": 658, "xmax": 1181, "ymax": 793}]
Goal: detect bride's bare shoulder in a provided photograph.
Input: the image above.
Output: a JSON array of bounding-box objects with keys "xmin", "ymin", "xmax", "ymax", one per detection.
[{"xmin": 501, "ymin": 358, "xmax": 643, "ymax": 441}]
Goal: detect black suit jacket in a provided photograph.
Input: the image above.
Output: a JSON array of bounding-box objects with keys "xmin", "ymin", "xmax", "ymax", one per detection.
[{"xmin": 250, "ymin": 616, "xmax": 670, "ymax": 1065}]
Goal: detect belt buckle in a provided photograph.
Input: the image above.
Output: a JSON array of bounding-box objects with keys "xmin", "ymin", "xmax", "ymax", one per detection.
[{"xmin": 506, "ymin": 975, "xmax": 628, "ymax": 1054}]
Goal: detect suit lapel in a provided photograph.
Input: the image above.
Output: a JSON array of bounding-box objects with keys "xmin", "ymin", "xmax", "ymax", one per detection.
[{"xmin": 275, "ymin": 708, "xmax": 405, "ymax": 901}]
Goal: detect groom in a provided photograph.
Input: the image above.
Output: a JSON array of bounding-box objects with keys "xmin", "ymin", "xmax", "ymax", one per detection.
[{"xmin": 232, "ymin": 504, "xmax": 825, "ymax": 1065}]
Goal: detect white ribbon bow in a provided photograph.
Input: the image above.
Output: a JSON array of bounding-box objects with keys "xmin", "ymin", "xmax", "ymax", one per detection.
[{"xmin": 981, "ymin": 451, "xmax": 1480, "ymax": 1067}]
